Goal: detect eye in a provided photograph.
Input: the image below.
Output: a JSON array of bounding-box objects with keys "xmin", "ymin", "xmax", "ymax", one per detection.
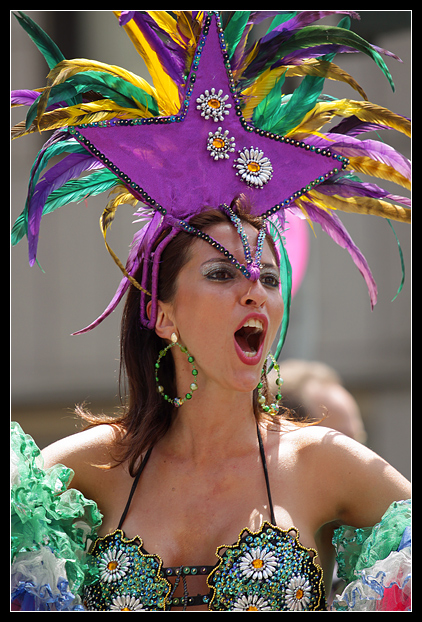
[
  {"xmin": 260, "ymin": 272, "xmax": 280, "ymax": 288},
  {"xmin": 205, "ymin": 267, "xmax": 236, "ymax": 281}
]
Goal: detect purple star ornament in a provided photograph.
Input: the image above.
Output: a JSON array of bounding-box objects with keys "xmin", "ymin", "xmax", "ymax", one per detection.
[{"xmin": 70, "ymin": 12, "xmax": 348, "ymax": 223}]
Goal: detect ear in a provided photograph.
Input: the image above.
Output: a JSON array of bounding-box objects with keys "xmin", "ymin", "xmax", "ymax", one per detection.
[{"xmin": 151, "ymin": 299, "xmax": 177, "ymax": 341}]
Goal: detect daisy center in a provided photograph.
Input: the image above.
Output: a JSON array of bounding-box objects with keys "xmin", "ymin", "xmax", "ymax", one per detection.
[
  {"xmin": 252, "ymin": 558, "xmax": 264, "ymax": 569},
  {"xmin": 247, "ymin": 606, "xmax": 259, "ymax": 611},
  {"xmin": 296, "ymin": 588, "xmax": 304, "ymax": 600},
  {"xmin": 212, "ymin": 137, "xmax": 225, "ymax": 149},
  {"xmin": 208, "ymin": 98, "xmax": 222, "ymax": 109},
  {"xmin": 107, "ymin": 560, "xmax": 118, "ymax": 571},
  {"xmin": 247, "ymin": 161, "xmax": 261, "ymax": 173}
]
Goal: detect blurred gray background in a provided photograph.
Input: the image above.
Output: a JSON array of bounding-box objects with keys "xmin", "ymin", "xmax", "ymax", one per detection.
[{"xmin": 11, "ymin": 11, "xmax": 411, "ymax": 480}]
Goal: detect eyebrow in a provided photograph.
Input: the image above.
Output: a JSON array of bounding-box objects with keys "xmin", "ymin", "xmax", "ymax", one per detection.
[{"xmin": 200, "ymin": 258, "xmax": 278, "ymax": 270}]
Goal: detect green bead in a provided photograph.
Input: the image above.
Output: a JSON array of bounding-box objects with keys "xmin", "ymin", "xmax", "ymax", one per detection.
[
  {"xmin": 192, "ymin": 369, "xmax": 198, "ymax": 376},
  {"xmin": 186, "ymin": 393, "xmax": 192, "ymax": 400}
]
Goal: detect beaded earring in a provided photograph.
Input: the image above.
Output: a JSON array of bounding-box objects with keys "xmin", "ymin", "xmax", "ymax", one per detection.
[
  {"xmin": 155, "ymin": 333, "xmax": 199, "ymax": 408},
  {"xmin": 257, "ymin": 353, "xmax": 283, "ymax": 415}
]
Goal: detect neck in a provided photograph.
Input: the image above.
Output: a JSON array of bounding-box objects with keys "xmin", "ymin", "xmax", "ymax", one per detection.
[{"xmin": 159, "ymin": 379, "xmax": 259, "ymax": 463}]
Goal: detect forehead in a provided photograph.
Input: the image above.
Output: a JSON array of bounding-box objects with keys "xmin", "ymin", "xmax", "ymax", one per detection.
[{"xmin": 193, "ymin": 220, "xmax": 278, "ymax": 265}]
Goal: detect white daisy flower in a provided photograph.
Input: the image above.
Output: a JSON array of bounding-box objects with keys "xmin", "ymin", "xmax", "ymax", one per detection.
[
  {"xmin": 98, "ymin": 547, "xmax": 131, "ymax": 583},
  {"xmin": 196, "ymin": 87, "xmax": 232, "ymax": 122},
  {"xmin": 109, "ymin": 594, "xmax": 146, "ymax": 612},
  {"xmin": 207, "ymin": 127, "xmax": 236, "ymax": 160},
  {"xmin": 285, "ymin": 575, "xmax": 312, "ymax": 611},
  {"xmin": 234, "ymin": 147, "xmax": 273, "ymax": 188},
  {"xmin": 232, "ymin": 594, "xmax": 272, "ymax": 612},
  {"xmin": 239, "ymin": 546, "xmax": 278, "ymax": 581}
]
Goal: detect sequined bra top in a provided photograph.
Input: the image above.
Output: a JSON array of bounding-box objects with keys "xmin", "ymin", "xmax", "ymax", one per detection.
[{"xmin": 84, "ymin": 428, "xmax": 326, "ymax": 611}]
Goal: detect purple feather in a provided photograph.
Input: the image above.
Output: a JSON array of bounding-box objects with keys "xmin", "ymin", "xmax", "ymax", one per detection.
[
  {"xmin": 289, "ymin": 203, "xmax": 377, "ymax": 308},
  {"xmin": 331, "ymin": 116, "xmax": 392, "ymax": 136},
  {"xmin": 124, "ymin": 12, "xmax": 185, "ymax": 87},
  {"xmin": 318, "ymin": 174, "xmax": 411, "ymax": 206},
  {"xmin": 261, "ymin": 11, "xmax": 359, "ymax": 45},
  {"xmin": 277, "ymin": 44, "xmax": 359, "ymax": 67},
  {"xmin": 27, "ymin": 153, "xmax": 103, "ymax": 266},
  {"xmin": 73, "ymin": 211, "xmax": 166, "ymax": 334},
  {"xmin": 311, "ymin": 134, "xmax": 411, "ymax": 182},
  {"xmin": 11, "ymin": 89, "xmax": 40, "ymax": 107}
]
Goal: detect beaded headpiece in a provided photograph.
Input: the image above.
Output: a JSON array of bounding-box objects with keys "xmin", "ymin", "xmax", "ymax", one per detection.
[{"xmin": 11, "ymin": 11, "xmax": 411, "ymax": 360}]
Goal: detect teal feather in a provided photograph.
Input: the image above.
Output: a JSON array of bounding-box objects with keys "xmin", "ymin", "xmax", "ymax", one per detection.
[
  {"xmin": 254, "ymin": 16, "xmax": 355, "ymax": 135},
  {"xmin": 26, "ymin": 71, "xmax": 159, "ymax": 129},
  {"xmin": 13, "ymin": 11, "xmax": 65, "ymax": 70},
  {"xmin": 41, "ymin": 169, "xmax": 121, "ymax": 216},
  {"xmin": 386, "ymin": 219, "xmax": 405, "ymax": 301},
  {"xmin": 279, "ymin": 25, "xmax": 396, "ymax": 91},
  {"xmin": 265, "ymin": 12, "xmax": 298, "ymax": 35},
  {"xmin": 266, "ymin": 218, "xmax": 292, "ymax": 362},
  {"xmin": 224, "ymin": 11, "xmax": 251, "ymax": 60},
  {"xmin": 11, "ymin": 169, "xmax": 121, "ymax": 248},
  {"xmin": 12, "ymin": 138, "xmax": 89, "ymax": 246}
]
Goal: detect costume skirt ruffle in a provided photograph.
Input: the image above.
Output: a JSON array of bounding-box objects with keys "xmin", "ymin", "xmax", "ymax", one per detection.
[
  {"xmin": 11, "ymin": 422, "xmax": 103, "ymax": 611},
  {"xmin": 332, "ymin": 499, "xmax": 411, "ymax": 611}
]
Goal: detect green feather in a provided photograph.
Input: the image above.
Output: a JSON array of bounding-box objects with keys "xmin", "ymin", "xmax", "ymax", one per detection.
[
  {"xmin": 224, "ymin": 11, "xmax": 251, "ymax": 60},
  {"xmin": 41, "ymin": 169, "xmax": 121, "ymax": 216},
  {"xmin": 280, "ymin": 25, "xmax": 395, "ymax": 91},
  {"xmin": 265, "ymin": 12, "xmax": 298, "ymax": 35},
  {"xmin": 28, "ymin": 71, "xmax": 159, "ymax": 129},
  {"xmin": 13, "ymin": 11, "xmax": 65, "ymax": 70},
  {"xmin": 11, "ymin": 138, "xmax": 89, "ymax": 245},
  {"xmin": 386, "ymin": 219, "xmax": 405, "ymax": 301},
  {"xmin": 267, "ymin": 219, "xmax": 292, "ymax": 362}
]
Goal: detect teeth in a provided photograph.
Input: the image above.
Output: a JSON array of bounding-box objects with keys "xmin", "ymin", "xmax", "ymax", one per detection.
[
  {"xmin": 242, "ymin": 318, "xmax": 263, "ymax": 331},
  {"xmin": 243, "ymin": 350, "xmax": 257, "ymax": 357}
]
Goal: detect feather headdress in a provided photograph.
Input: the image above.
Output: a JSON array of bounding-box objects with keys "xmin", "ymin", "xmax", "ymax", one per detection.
[{"xmin": 11, "ymin": 11, "xmax": 410, "ymax": 359}]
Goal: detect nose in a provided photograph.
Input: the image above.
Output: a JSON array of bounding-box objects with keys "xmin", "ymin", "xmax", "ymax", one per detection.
[{"xmin": 240, "ymin": 278, "xmax": 268, "ymax": 308}]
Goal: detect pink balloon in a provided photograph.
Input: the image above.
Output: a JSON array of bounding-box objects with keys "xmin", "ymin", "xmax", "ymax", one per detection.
[{"xmin": 282, "ymin": 215, "xmax": 310, "ymax": 298}]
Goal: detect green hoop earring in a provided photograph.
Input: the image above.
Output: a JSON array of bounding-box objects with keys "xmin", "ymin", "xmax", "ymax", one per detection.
[
  {"xmin": 257, "ymin": 353, "xmax": 283, "ymax": 415},
  {"xmin": 155, "ymin": 334, "xmax": 198, "ymax": 408}
]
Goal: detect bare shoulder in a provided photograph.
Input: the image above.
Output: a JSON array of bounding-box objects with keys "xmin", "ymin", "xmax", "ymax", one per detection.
[
  {"xmin": 42, "ymin": 424, "xmax": 124, "ymax": 497},
  {"xmin": 269, "ymin": 423, "xmax": 410, "ymax": 527}
]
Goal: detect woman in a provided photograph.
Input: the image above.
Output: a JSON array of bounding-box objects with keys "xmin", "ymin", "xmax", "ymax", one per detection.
[{"xmin": 11, "ymin": 11, "xmax": 410, "ymax": 611}]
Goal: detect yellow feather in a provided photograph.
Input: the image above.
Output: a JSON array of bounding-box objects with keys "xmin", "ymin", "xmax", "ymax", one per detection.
[
  {"xmin": 285, "ymin": 59, "xmax": 368, "ymax": 100},
  {"xmin": 13, "ymin": 100, "xmax": 151, "ymax": 137},
  {"xmin": 241, "ymin": 67, "xmax": 287, "ymax": 121},
  {"xmin": 46, "ymin": 58, "xmax": 158, "ymax": 100},
  {"xmin": 285, "ymin": 102, "xmax": 339, "ymax": 136},
  {"xmin": 348, "ymin": 156, "xmax": 411, "ymax": 190},
  {"xmin": 100, "ymin": 201, "xmax": 151, "ymax": 296},
  {"xmin": 321, "ymin": 99, "xmax": 410, "ymax": 137},
  {"xmin": 113, "ymin": 10, "xmax": 180, "ymax": 116},
  {"xmin": 309, "ymin": 190, "xmax": 411, "ymax": 224}
]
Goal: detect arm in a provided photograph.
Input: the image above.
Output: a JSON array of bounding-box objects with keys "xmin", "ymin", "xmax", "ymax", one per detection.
[{"xmin": 320, "ymin": 428, "xmax": 410, "ymax": 528}]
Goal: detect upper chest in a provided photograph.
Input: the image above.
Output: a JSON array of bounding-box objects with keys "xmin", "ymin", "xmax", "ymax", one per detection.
[{"xmin": 93, "ymin": 437, "xmax": 334, "ymax": 571}]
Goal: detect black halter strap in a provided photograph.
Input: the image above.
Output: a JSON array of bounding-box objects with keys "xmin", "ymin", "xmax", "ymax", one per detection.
[
  {"xmin": 117, "ymin": 446, "xmax": 153, "ymax": 530},
  {"xmin": 118, "ymin": 426, "xmax": 276, "ymax": 531},
  {"xmin": 256, "ymin": 424, "xmax": 277, "ymax": 525}
]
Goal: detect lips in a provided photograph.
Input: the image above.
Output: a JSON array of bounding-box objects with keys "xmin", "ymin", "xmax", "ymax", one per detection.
[{"xmin": 234, "ymin": 314, "xmax": 267, "ymax": 365}]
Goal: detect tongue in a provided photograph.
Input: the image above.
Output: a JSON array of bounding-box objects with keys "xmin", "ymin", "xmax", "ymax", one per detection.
[{"xmin": 235, "ymin": 328, "xmax": 257, "ymax": 354}]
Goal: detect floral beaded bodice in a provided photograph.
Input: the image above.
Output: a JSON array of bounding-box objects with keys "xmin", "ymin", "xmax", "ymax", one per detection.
[{"xmin": 84, "ymin": 429, "xmax": 326, "ymax": 611}]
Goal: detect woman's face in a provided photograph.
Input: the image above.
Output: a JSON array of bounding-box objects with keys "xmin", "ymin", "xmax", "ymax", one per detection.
[{"xmin": 159, "ymin": 221, "xmax": 284, "ymax": 394}]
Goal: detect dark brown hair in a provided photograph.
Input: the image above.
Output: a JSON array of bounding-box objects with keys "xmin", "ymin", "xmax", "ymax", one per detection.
[{"xmin": 78, "ymin": 197, "xmax": 290, "ymax": 474}]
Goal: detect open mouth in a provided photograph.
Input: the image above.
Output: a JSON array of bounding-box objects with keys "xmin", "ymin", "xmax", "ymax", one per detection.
[{"xmin": 234, "ymin": 317, "xmax": 266, "ymax": 358}]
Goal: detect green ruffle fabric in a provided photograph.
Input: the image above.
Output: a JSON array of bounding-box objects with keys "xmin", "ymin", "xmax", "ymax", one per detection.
[
  {"xmin": 332, "ymin": 499, "xmax": 411, "ymax": 585},
  {"xmin": 11, "ymin": 422, "xmax": 103, "ymax": 597}
]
